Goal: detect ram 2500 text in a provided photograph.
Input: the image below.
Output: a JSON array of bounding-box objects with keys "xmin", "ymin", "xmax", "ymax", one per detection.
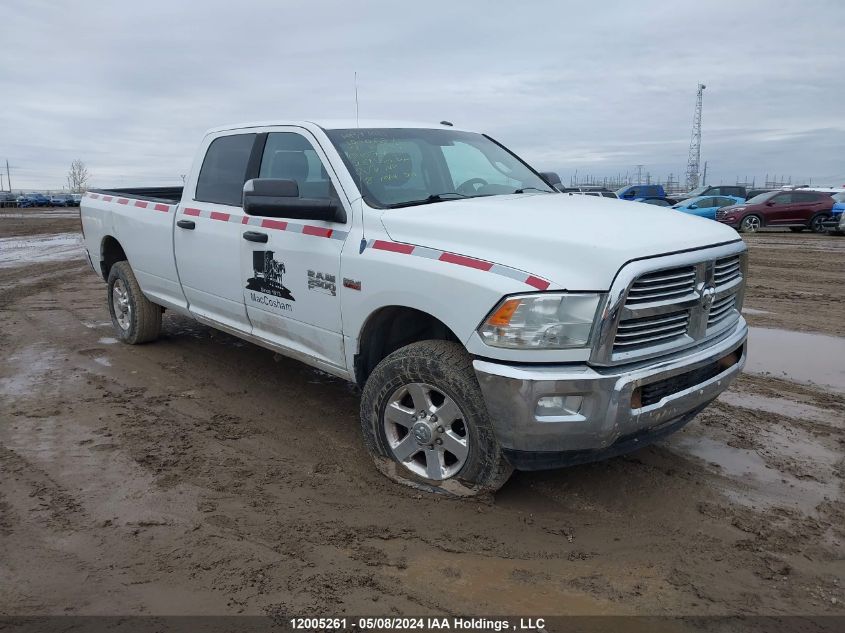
[{"xmin": 80, "ymin": 120, "xmax": 748, "ymax": 494}]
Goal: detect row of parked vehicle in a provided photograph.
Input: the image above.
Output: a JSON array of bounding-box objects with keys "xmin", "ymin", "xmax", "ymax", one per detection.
[
  {"xmin": 540, "ymin": 175, "xmax": 844, "ymax": 234},
  {"xmin": 0, "ymin": 192, "xmax": 82, "ymax": 208}
]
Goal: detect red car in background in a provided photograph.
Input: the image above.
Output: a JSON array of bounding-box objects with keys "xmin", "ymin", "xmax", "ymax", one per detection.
[{"xmin": 716, "ymin": 190, "xmax": 834, "ymax": 233}]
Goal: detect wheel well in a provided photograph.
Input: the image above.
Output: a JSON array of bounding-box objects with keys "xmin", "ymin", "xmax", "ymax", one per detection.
[
  {"xmin": 100, "ymin": 236, "xmax": 127, "ymax": 280},
  {"xmin": 354, "ymin": 307, "xmax": 461, "ymax": 387}
]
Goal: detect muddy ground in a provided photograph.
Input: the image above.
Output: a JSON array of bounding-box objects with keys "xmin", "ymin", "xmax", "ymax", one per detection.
[{"xmin": 1, "ymin": 208, "xmax": 843, "ymax": 618}]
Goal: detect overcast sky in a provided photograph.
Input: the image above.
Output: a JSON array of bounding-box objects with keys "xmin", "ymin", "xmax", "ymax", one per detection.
[{"xmin": 2, "ymin": 0, "xmax": 843, "ymax": 191}]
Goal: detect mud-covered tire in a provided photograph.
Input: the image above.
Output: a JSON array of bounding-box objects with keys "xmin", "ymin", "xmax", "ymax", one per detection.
[
  {"xmin": 107, "ymin": 261, "xmax": 162, "ymax": 344},
  {"xmin": 360, "ymin": 340, "xmax": 513, "ymax": 496}
]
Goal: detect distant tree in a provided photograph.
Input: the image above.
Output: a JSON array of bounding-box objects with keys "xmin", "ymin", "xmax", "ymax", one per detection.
[{"xmin": 66, "ymin": 159, "xmax": 90, "ymax": 193}]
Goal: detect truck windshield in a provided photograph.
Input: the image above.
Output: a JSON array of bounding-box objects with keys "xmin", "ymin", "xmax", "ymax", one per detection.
[{"xmin": 324, "ymin": 128, "xmax": 554, "ymax": 209}]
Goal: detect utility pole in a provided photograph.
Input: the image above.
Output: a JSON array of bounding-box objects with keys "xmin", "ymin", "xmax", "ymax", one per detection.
[
  {"xmin": 5, "ymin": 160, "xmax": 11, "ymax": 193},
  {"xmin": 685, "ymin": 83, "xmax": 705, "ymax": 191},
  {"xmin": 635, "ymin": 164, "xmax": 644, "ymax": 184},
  {"xmin": 702, "ymin": 161, "xmax": 708, "ymax": 186}
]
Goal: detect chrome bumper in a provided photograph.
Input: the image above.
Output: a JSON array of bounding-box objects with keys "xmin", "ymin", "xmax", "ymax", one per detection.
[{"xmin": 473, "ymin": 318, "xmax": 747, "ymax": 454}]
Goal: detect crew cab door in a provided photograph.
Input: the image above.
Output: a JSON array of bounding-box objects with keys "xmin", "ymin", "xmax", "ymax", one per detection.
[
  {"xmin": 174, "ymin": 131, "xmax": 257, "ymax": 331},
  {"xmin": 238, "ymin": 130, "xmax": 350, "ymax": 370}
]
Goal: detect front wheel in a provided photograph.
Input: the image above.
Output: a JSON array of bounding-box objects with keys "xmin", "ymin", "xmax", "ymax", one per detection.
[
  {"xmin": 107, "ymin": 261, "xmax": 162, "ymax": 344},
  {"xmin": 810, "ymin": 214, "xmax": 830, "ymax": 234},
  {"xmin": 739, "ymin": 214, "xmax": 762, "ymax": 233},
  {"xmin": 360, "ymin": 340, "xmax": 513, "ymax": 496}
]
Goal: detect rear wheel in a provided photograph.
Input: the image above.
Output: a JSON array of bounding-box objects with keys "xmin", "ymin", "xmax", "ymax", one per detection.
[
  {"xmin": 107, "ymin": 261, "xmax": 162, "ymax": 344},
  {"xmin": 360, "ymin": 340, "xmax": 513, "ymax": 496},
  {"xmin": 810, "ymin": 214, "xmax": 829, "ymax": 234},
  {"xmin": 739, "ymin": 214, "xmax": 762, "ymax": 233}
]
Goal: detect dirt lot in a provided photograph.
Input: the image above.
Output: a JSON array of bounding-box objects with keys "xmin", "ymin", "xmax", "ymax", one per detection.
[{"xmin": 1, "ymin": 208, "xmax": 843, "ymax": 618}]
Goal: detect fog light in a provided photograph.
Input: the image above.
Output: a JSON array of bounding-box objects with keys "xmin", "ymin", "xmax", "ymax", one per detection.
[{"xmin": 536, "ymin": 395, "xmax": 583, "ymax": 417}]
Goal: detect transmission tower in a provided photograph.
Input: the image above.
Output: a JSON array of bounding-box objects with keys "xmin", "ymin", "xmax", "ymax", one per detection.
[{"xmin": 685, "ymin": 83, "xmax": 705, "ymax": 191}]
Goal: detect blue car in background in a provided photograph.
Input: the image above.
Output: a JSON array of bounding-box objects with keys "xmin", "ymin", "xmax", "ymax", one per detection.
[
  {"xmin": 672, "ymin": 195, "xmax": 744, "ymax": 220},
  {"xmin": 17, "ymin": 193, "xmax": 52, "ymax": 207},
  {"xmin": 822, "ymin": 191, "xmax": 845, "ymax": 233},
  {"xmin": 616, "ymin": 184, "xmax": 666, "ymax": 200}
]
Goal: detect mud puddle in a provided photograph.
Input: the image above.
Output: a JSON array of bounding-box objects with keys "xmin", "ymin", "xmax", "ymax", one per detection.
[
  {"xmin": 0, "ymin": 233, "xmax": 84, "ymax": 268},
  {"xmin": 746, "ymin": 327, "xmax": 845, "ymax": 392}
]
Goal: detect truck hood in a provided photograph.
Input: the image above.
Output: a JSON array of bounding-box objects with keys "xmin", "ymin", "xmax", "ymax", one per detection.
[{"xmin": 380, "ymin": 193, "xmax": 742, "ymax": 290}]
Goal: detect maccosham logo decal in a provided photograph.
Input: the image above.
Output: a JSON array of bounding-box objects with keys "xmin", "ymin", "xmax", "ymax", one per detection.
[
  {"xmin": 246, "ymin": 251, "xmax": 295, "ymax": 307},
  {"xmin": 307, "ymin": 270, "xmax": 337, "ymax": 296}
]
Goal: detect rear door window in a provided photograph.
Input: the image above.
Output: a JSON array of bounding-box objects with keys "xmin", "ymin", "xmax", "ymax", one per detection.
[{"xmin": 195, "ymin": 133, "xmax": 257, "ymax": 206}]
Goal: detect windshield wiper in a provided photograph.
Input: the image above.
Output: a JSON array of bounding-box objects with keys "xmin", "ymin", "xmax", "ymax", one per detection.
[
  {"xmin": 386, "ymin": 192, "xmax": 471, "ymax": 209},
  {"xmin": 513, "ymin": 187, "xmax": 552, "ymax": 194}
]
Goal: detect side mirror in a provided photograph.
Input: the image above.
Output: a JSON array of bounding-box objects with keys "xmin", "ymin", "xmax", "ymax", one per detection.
[
  {"xmin": 688, "ymin": 204, "xmax": 698, "ymax": 209},
  {"xmin": 539, "ymin": 171, "xmax": 562, "ymax": 186},
  {"xmin": 765, "ymin": 201, "xmax": 775, "ymax": 206},
  {"xmin": 243, "ymin": 178, "xmax": 346, "ymax": 223}
]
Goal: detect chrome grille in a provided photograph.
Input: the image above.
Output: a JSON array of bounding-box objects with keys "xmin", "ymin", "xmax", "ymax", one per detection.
[
  {"xmin": 714, "ymin": 256, "xmax": 741, "ymax": 286},
  {"xmin": 624, "ymin": 266, "xmax": 696, "ymax": 305},
  {"xmin": 614, "ymin": 309, "xmax": 690, "ymax": 352},
  {"xmin": 598, "ymin": 246, "xmax": 747, "ymax": 365},
  {"xmin": 707, "ymin": 293, "xmax": 737, "ymax": 329}
]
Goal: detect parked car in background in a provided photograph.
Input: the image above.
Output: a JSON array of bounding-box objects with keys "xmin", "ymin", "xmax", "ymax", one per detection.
[
  {"xmin": 0, "ymin": 192, "xmax": 17, "ymax": 208},
  {"xmin": 673, "ymin": 195, "xmax": 744, "ymax": 220},
  {"xmin": 676, "ymin": 185, "xmax": 747, "ymax": 201},
  {"xmin": 70, "ymin": 194, "xmax": 82, "ymax": 207},
  {"xmin": 560, "ymin": 186, "xmax": 618, "ymax": 198},
  {"xmin": 49, "ymin": 194, "xmax": 73, "ymax": 207},
  {"xmin": 17, "ymin": 193, "xmax": 51, "ymax": 207},
  {"xmin": 616, "ymin": 184, "xmax": 666, "ymax": 200},
  {"xmin": 636, "ymin": 197, "xmax": 673, "ymax": 207},
  {"xmin": 716, "ymin": 190, "xmax": 834, "ymax": 233},
  {"xmin": 745, "ymin": 189, "xmax": 775, "ymax": 200},
  {"xmin": 822, "ymin": 191, "xmax": 845, "ymax": 235}
]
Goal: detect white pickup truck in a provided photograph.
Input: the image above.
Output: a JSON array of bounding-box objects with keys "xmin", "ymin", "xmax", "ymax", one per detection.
[{"xmin": 80, "ymin": 120, "xmax": 748, "ymax": 494}]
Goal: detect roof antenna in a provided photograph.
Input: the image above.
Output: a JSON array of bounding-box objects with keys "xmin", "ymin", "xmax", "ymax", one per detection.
[{"xmin": 355, "ymin": 72, "xmax": 367, "ymax": 254}]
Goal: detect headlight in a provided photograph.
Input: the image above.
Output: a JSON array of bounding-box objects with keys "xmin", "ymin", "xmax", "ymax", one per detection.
[{"xmin": 478, "ymin": 293, "xmax": 602, "ymax": 349}]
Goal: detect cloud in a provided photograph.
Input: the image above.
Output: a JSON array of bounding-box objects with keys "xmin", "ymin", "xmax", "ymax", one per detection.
[{"xmin": 1, "ymin": 0, "xmax": 843, "ymax": 190}]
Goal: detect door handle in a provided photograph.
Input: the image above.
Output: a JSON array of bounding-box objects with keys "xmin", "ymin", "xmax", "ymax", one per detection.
[
  {"xmin": 177, "ymin": 220, "xmax": 195, "ymax": 230},
  {"xmin": 243, "ymin": 231, "xmax": 268, "ymax": 243}
]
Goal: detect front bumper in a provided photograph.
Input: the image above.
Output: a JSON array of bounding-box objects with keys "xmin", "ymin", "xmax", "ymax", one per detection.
[
  {"xmin": 822, "ymin": 214, "xmax": 843, "ymax": 231},
  {"xmin": 473, "ymin": 318, "xmax": 747, "ymax": 464}
]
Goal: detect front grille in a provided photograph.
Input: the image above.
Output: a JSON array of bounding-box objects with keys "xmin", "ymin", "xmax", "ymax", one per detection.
[
  {"xmin": 614, "ymin": 310, "xmax": 690, "ymax": 352},
  {"xmin": 605, "ymin": 249, "xmax": 747, "ymax": 363},
  {"xmin": 707, "ymin": 293, "xmax": 737, "ymax": 329},
  {"xmin": 624, "ymin": 266, "xmax": 696, "ymax": 305},
  {"xmin": 714, "ymin": 256, "xmax": 741, "ymax": 286}
]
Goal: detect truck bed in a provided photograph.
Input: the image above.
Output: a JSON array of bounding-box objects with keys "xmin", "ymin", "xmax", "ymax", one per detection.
[{"xmin": 88, "ymin": 187, "xmax": 183, "ymax": 204}]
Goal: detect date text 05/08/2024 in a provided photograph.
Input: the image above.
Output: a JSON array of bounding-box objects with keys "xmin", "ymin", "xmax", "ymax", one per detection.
[{"xmin": 289, "ymin": 617, "xmax": 547, "ymax": 631}]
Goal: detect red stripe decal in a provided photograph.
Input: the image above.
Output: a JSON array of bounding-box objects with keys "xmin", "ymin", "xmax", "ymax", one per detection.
[
  {"xmin": 303, "ymin": 225, "xmax": 332, "ymax": 238},
  {"xmin": 90, "ymin": 193, "xmax": 99, "ymax": 199},
  {"xmin": 372, "ymin": 240, "xmax": 414, "ymax": 254},
  {"xmin": 210, "ymin": 211, "xmax": 230, "ymax": 222},
  {"xmin": 525, "ymin": 275, "xmax": 550, "ymax": 290},
  {"xmin": 117, "ymin": 198, "xmax": 129, "ymax": 205},
  {"xmin": 183, "ymin": 207, "xmax": 200, "ymax": 216},
  {"xmin": 102, "ymin": 196, "xmax": 113, "ymax": 202},
  {"xmin": 154, "ymin": 203, "xmax": 169, "ymax": 212},
  {"xmin": 134, "ymin": 200, "xmax": 148, "ymax": 208},
  {"xmin": 261, "ymin": 219, "xmax": 288, "ymax": 231},
  {"xmin": 438, "ymin": 252, "xmax": 493, "ymax": 271},
  {"xmin": 241, "ymin": 216, "xmax": 251, "ymax": 224}
]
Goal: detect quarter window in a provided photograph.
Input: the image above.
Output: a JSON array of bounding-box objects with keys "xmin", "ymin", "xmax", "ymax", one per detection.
[{"xmin": 195, "ymin": 133, "xmax": 256, "ymax": 206}]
